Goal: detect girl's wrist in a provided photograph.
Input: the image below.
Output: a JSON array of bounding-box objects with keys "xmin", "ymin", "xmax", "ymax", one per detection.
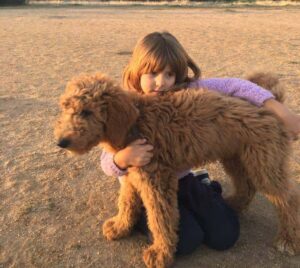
[
  {"xmin": 264, "ymin": 99, "xmax": 289, "ymax": 119},
  {"xmin": 113, "ymin": 151, "xmax": 128, "ymax": 170}
]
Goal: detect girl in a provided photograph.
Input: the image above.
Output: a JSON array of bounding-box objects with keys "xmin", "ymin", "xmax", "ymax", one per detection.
[{"xmin": 100, "ymin": 31, "xmax": 300, "ymax": 255}]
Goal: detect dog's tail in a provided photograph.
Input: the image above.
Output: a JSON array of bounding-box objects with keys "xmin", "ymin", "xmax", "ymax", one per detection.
[{"xmin": 246, "ymin": 72, "xmax": 285, "ymax": 103}]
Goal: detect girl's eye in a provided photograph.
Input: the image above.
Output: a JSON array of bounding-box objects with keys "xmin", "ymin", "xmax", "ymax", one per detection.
[
  {"xmin": 150, "ymin": 71, "xmax": 157, "ymax": 76},
  {"xmin": 167, "ymin": 72, "xmax": 174, "ymax": 77},
  {"xmin": 80, "ymin": 110, "xmax": 93, "ymax": 117}
]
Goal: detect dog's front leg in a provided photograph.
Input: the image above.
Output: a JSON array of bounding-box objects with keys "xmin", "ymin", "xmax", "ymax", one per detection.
[
  {"xmin": 130, "ymin": 169, "xmax": 179, "ymax": 268},
  {"xmin": 103, "ymin": 176, "xmax": 142, "ymax": 240}
]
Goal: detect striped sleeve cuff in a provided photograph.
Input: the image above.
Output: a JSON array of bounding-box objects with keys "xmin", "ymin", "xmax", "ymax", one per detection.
[{"xmin": 101, "ymin": 151, "xmax": 128, "ymax": 177}]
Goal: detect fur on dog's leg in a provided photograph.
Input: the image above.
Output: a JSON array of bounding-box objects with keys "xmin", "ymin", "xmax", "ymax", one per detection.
[
  {"xmin": 103, "ymin": 177, "xmax": 142, "ymax": 241},
  {"xmin": 244, "ymin": 152, "xmax": 299, "ymax": 255},
  {"xmin": 129, "ymin": 168, "xmax": 179, "ymax": 268},
  {"xmin": 222, "ymin": 157, "xmax": 256, "ymax": 212},
  {"xmin": 263, "ymin": 179, "xmax": 299, "ymax": 255}
]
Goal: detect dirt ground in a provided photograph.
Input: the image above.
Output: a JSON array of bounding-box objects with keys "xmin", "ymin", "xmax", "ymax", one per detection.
[{"xmin": 0, "ymin": 5, "xmax": 300, "ymax": 268}]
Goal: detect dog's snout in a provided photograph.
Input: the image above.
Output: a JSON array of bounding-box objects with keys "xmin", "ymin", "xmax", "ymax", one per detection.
[{"xmin": 57, "ymin": 138, "xmax": 71, "ymax": 148}]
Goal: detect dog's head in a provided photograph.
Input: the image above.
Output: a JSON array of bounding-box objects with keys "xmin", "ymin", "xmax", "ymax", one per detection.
[
  {"xmin": 54, "ymin": 73, "xmax": 139, "ymax": 154},
  {"xmin": 54, "ymin": 73, "xmax": 110, "ymax": 154}
]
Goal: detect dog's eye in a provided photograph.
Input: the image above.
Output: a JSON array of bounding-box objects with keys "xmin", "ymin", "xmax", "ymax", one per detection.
[{"xmin": 80, "ymin": 110, "xmax": 93, "ymax": 117}]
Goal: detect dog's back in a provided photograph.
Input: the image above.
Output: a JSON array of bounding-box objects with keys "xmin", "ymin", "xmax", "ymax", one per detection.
[{"xmin": 136, "ymin": 88, "xmax": 289, "ymax": 172}]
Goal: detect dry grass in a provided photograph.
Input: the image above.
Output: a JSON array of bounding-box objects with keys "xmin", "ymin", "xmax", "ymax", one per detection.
[{"xmin": 0, "ymin": 6, "xmax": 299, "ymax": 267}]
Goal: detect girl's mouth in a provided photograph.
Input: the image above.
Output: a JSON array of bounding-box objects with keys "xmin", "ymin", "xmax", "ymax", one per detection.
[
  {"xmin": 153, "ymin": 88, "xmax": 166, "ymax": 93},
  {"xmin": 149, "ymin": 92, "xmax": 159, "ymax": 96}
]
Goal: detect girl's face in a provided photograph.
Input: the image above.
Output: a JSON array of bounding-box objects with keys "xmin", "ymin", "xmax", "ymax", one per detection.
[{"xmin": 140, "ymin": 65, "xmax": 176, "ymax": 95}]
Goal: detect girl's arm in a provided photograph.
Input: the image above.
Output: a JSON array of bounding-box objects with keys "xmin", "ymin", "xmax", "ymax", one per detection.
[
  {"xmin": 100, "ymin": 150, "xmax": 128, "ymax": 177},
  {"xmin": 193, "ymin": 78, "xmax": 274, "ymax": 106},
  {"xmin": 264, "ymin": 99, "xmax": 300, "ymax": 139},
  {"xmin": 193, "ymin": 78, "xmax": 300, "ymax": 139},
  {"xmin": 100, "ymin": 139, "xmax": 154, "ymax": 177}
]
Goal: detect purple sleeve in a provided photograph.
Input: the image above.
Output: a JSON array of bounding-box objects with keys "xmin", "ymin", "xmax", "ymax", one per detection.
[
  {"xmin": 100, "ymin": 150, "xmax": 128, "ymax": 177},
  {"xmin": 190, "ymin": 78, "xmax": 275, "ymax": 107}
]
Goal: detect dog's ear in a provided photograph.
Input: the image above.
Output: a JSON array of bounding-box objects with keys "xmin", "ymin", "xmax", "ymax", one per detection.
[
  {"xmin": 60, "ymin": 95, "xmax": 84, "ymax": 113},
  {"xmin": 104, "ymin": 92, "xmax": 139, "ymax": 149},
  {"xmin": 60, "ymin": 98, "xmax": 69, "ymax": 109},
  {"xmin": 60, "ymin": 95, "xmax": 73, "ymax": 111}
]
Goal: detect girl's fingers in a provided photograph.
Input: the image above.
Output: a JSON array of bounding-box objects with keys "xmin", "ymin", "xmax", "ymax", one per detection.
[
  {"xmin": 292, "ymin": 135, "xmax": 299, "ymax": 141},
  {"xmin": 141, "ymin": 159, "xmax": 151, "ymax": 166},
  {"xmin": 287, "ymin": 130, "xmax": 299, "ymax": 141},
  {"xmin": 143, "ymin": 151, "xmax": 153, "ymax": 158},
  {"xmin": 132, "ymin": 138, "xmax": 147, "ymax": 145},
  {"xmin": 131, "ymin": 139, "xmax": 153, "ymax": 148},
  {"xmin": 138, "ymin": 156, "xmax": 151, "ymax": 163},
  {"xmin": 136, "ymin": 160, "xmax": 149, "ymax": 167},
  {"xmin": 135, "ymin": 145, "xmax": 153, "ymax": 153},
  {"xmin": 141, "ymin": 145, "xmax": 153, "ymax": 152},
  {"xmin": 139, "ymin": 154, "xmax": 152, "ymax": 163},
  {"xmin": 146, "ymin": 145, "xmax": 154, "ymax": 150},
  {"xmin": 287, "ymin": 134, "xmax": 298, "ymax": 144}
]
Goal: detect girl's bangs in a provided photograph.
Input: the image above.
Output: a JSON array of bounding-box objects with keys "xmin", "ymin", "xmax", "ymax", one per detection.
[{"xmin": 139, "ymin": 48, "xmax": 184, "ymax": 76}]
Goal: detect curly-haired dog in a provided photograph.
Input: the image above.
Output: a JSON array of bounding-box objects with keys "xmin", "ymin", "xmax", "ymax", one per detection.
[{"xmin": 55, "ymin": 72, "xmax": 299, "ymax": 268}]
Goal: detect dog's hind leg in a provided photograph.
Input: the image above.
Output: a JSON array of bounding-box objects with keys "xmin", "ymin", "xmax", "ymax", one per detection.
[
  {"xmin": 240, "ymin": 145, "xmax": 300, "ymax": 255},
  {"xmin": 130, "ymin": 168, "xmax": 179, "ymax": 268},
  {"xmin": 252, "ymin": 169, "xmax": 299, "ymax": 255},
  {"xmin": 103, "ymin": 178, "xmax": 142, "ymax": 240},
  {"xmin": 266, "ymin": 184, "xmax": 300, "ymax": 256},
  {"xmin": 222, "ymin": 157, "xmax": 257, "ymax": 212}
]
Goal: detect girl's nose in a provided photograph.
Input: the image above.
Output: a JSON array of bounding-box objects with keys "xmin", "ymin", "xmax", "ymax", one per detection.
[{"xmin": 155, "ymin": 74, "xmax": 165, "ymax": 88}]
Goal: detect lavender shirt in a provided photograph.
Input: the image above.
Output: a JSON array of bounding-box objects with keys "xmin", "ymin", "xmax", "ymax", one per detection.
[{"xmin": 100, "ymin": 78, "xmax": 274, "ymax": 178}]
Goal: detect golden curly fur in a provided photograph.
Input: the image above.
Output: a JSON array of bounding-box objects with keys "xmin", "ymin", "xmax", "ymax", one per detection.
[{"xmin": 55, "ymin": 72, "xmax": 299, "ymax": 268}]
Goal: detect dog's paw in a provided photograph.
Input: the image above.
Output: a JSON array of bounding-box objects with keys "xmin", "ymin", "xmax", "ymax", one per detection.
[
  {"xmin": 275, "ymin": 236, "xmax": 300, "ymax": 256},
  {"xmin": 143, "ymin": 245, "xmax": 173, "ymax": 268},
  {"xmin": 102, "ymin": 217, "xmax": 131, "ymax": 241}
]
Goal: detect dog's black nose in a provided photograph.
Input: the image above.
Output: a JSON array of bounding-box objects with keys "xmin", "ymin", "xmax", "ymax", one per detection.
[{"xmin": 57, "ymin": 138, "xmax": 71, "ymax": 148}]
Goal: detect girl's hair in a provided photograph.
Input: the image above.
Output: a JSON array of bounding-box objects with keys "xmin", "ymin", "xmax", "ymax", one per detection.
[{"xmin": 122, "ymin": 31, "xmax": 201, "ymax": 93}]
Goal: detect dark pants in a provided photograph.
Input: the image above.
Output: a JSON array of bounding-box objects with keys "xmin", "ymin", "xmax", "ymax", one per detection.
[{"xmin": 135, "ymin": 173, "xmax": 240, "ymax": 255}]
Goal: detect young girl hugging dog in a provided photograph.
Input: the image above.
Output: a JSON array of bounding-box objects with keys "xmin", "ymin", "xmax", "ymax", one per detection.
[{"xmin": 100, "ymin": 31, "xmax": 300, "ymax": 255}]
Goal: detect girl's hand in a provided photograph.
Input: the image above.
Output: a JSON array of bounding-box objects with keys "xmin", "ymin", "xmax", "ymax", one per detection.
[
  {"xmin": 280, "ymin": 113, "xmax": 300, "ymax": 140},
  {"xmin": 113, "ymin": 139, "xmax": 154, "ymax": 169},
  {"xmin": 264, "ymin": 99, "xmax": 300, "ymax": 140}
]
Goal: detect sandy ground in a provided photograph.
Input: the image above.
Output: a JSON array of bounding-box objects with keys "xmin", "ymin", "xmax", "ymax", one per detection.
[{"xmin": 0, "ymin": 5, "xmax": 300, "ymax": 268}]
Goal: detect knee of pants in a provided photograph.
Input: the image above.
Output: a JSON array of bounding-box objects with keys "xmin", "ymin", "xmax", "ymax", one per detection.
[
  {"xmin": 176, "ymin": 206, "xmax": 205, "ymax": 256},
  {"xmin": 205, "ymin": 219, "xmax": 240, "ymax": 251},
  {"xmin": 176, "ymin": 225, "xmax": 204, "ymax": 256}
]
